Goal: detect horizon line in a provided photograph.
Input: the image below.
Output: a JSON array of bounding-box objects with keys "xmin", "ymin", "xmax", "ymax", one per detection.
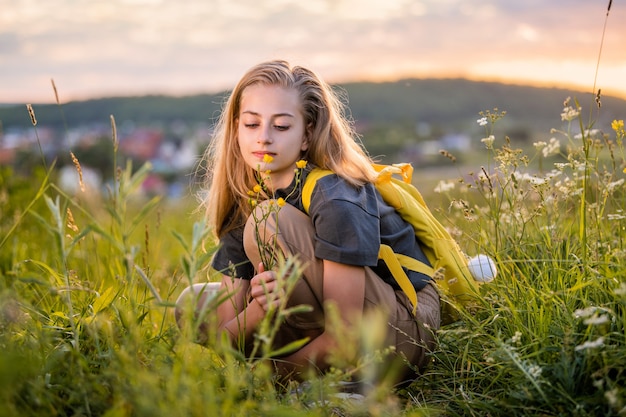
[{"xmin": 3, "ymin": 75, "xmax": 625, "ymax": 106}]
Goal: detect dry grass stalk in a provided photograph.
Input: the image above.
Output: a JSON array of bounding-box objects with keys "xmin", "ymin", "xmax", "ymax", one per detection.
[
  {"xmin": 26, "ymin": 104, "xmax": 37, "ymax": 126},
  {"xmin": 143, "ymin": 223, "xmax": 150, "ymax": 271},
  {"xmin": 51, "ymin": 79, "xmax": 60, "ymax": 105},
  {"xmin": 70, "ymin": 151, "xmax": 85, "ymax": 193},
  {"xmin": 110, "ymin": 115, "xmax": 118, "ymax": 152},
  {"xmin": 66, "ymin": 208, "xmax": 79, "ymax": 233},
  {"xmin": 439, "ymin": 149, "xmax": 457, "ymax": 163}
]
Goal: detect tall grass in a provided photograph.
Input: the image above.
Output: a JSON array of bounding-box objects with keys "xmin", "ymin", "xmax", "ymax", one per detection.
[{"xmin": 2, "ymin": 91, "xmax": 624, "ymax": 416}]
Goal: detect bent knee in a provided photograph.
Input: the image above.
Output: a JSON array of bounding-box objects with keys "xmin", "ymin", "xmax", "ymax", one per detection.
[{"xmin": 174, "ymin": 282, "xmax": 221, "ymax": 328}]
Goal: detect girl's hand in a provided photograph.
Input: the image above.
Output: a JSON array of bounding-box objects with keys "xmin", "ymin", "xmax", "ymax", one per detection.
[{"xmin": 249, "ymin": 263, "xmax": 284, "ymax": 312}]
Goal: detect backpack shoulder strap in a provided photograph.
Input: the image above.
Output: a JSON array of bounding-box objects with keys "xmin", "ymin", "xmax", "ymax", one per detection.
[{"xmin": 302, "ymin": 168, "xmax": 333, "ymax": 214}]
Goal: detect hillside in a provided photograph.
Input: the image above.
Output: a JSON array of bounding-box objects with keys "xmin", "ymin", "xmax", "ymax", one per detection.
[
  {"xmin": 2, "ymin": 78, "xmax": 625, "ymax": 135},
  {"xmin": 343, "ymin": 79, "xmax": 625, "ymax": 133}
]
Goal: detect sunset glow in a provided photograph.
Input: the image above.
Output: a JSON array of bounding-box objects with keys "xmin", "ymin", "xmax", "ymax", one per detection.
[{"xmin": 2, "ymin": 0, "xmax": 624, "ymax": 103}]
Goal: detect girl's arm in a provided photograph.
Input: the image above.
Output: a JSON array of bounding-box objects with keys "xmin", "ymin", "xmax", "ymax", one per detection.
[{"xmin": 275, "ymin": 260, "xmax": 365, "ymax": 377}]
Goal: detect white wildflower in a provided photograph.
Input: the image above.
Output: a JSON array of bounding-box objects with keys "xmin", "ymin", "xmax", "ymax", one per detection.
[
  {"xmin": 533, "ymin": 141, "xmax": 547, "ymax": 150},
  {"xmin": 545, "ymin": 169, "xmax": 562, "ymax": 180},
  {"xmin": 588, "ymin": 128, "xmax": 601, "ymax": 138},
  {"xmin": 477, "ymin": 117, "xmax": 488, "ymax": 126},
  {"xmin": 605, "ymin": 389, "xmax": 619, "ymax": 409},
  {"xmin": 606, "ymin": 179, "xmax": 624, "ymax": 193},
  {"xmin": 511, "ymin": 331, "xmax": 522, "ymax": 344},
  {"xmin": 574, "ymin": 129, "xmax": 601, "ymax": 140},
  {"xmin": 614, "ymin": 282, "xmax": 626, "ymax": 296},
  {"xmin": 481, "ymin": 135, "xmax": 495, "ymax": 148},
  {"xmin": 434, "ymin": 180, "xmax": 455, "ymax": 193},
  {"xmin": 527, "ymin": 364, "xmax": 542, "ymax": 379},
  {"xmin": 555, "ymin": 180, "xmax": 569, "ymax": 194},
  {"xmin": 458, "ymin": 384, "xmax": 470, "ymax": 402},
  {"xmin": 542, "ymin": 137, "xmax": 561, "ymax": 157},
  {"xmin": 530, "ymin": 176, "xmax": 547, "ymax": 186},
  {"xmin": 513, "ymin": 172, "xmax": 547, "ymax": 186},
  {"xmin": 606, "ymin": 210, "xmax": 626, "ymax": 220},
  {"xmin": 575, "ymin": 336, "xmax": 605, "ymax": 351},
  {"xmin": 446, "ymin": 225, "xmax": 463, "ymax": 240},
  {"xmin": 573, "ymin": 306, "xmax": 597, "ymax": 318},
  {"xmin": 499, "ymin": 212, "xmax": 513, "ymax": 224},
  {"xmin": 561, "ymin": 105, "xmax": 581, "ymax": 121},
  {"xmin": 583, "ymin": 314, "xmax": 609, "ymax": 326}
]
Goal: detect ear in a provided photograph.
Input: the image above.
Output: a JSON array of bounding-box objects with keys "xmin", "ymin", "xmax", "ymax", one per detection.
[{"xmin": 301, "ymin": 123, "xmax": 313, "ymax": 151}]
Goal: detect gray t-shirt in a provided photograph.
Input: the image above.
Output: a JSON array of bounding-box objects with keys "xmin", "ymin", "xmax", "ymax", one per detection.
[{"xmin": 211, "ymin": 169, "xmax": 432, "ymax": 290}]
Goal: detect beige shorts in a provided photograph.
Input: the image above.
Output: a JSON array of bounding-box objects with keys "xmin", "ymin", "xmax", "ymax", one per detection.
[{"xmin": 243, "ymin": 202, "xmax": 440, "ymax": 381}]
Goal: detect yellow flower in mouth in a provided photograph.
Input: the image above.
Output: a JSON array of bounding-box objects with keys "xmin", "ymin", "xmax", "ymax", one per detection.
[
  {"xmin": 253, "ymin": 184, "xmax": 262, "ymax": 193},
  {"xmin": 263, "ymin": 154, "xmax": 274, "ymax": 163},
  {"xmin": 277, "ymin": 198, "xmax": 286, "ymax": 207},
  {"xmin": 249, "ymin": 199, "xmax": 257, "ymax": 207},
  {"xmin": 296, "ymin": 160, "xmax": 307, "ymax": 169}
]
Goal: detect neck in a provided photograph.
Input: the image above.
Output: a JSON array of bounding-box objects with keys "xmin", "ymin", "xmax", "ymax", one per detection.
[{"xmin": 267, "ymin": 171, "xmax": 296, "ymax": 191}]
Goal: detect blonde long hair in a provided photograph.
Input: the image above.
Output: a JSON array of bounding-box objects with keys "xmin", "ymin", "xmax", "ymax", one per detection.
[{"xmin": 204, "ymin": 60, "xmax": 377, "ymax": 238}]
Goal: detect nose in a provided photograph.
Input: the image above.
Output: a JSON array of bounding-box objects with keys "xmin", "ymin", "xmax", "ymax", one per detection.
[{"xmin": 257, "ymin": 125, "xmax": 273, "ymax": 144}]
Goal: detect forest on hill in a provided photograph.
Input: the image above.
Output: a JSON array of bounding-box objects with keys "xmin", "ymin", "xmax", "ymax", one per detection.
[
  {"xmin": 3, "ymin": 78, "xmax": 625, "ymax": 134},
  {"xmin": 2, "ymin": 78, "xmax": 625, "ymax": 171}
]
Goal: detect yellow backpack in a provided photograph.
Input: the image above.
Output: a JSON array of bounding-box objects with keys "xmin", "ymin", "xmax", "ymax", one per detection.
[{"xmin": 301, "ymin": 163, "xmax": 479, "ymax": 325}]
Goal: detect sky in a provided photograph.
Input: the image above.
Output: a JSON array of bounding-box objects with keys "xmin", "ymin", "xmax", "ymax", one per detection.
[{"xmin": 1, "ymin": 0, "xmax": 625, "ymax": 104}]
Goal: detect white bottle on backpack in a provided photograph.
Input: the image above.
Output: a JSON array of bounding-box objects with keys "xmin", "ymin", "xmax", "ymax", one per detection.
[{"xmin": 467, "ymin": 255, "xmax": 497, "ymax": 282}]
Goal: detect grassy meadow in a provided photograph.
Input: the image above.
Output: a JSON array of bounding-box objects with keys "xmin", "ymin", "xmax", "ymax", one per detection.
[{"xmin": 1, "ymin": 96, "xmax": 625, "ymax": 417}]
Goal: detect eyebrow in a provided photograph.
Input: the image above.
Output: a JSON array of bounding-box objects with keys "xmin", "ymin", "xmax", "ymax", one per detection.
[{"xmin": 241, "ymin": 110, "xmax": 295, "ymax": 118}]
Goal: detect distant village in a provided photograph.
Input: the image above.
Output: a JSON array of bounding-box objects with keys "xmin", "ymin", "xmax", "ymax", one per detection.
[
  {"xmin": 1, "ymin": 116, "xmax": 475, "ymax": 199},
  {"xmin": 0, "ymin": 120, "xmax": 211, "ymax": 199}
]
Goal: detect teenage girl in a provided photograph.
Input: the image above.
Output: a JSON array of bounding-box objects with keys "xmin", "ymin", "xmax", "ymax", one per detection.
[{"xmin": 180, "ymin": 60, "xmax": 440, "ymax": 385}]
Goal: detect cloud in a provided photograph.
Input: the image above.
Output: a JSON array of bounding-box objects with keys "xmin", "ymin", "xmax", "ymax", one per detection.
[{"xmin": 1, "ymin": 0, "xmax": 624, "ymax": 102}]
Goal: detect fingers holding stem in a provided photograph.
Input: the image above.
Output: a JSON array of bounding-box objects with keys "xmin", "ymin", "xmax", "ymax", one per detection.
[{"xmin": 250, "ymin": 262, "xmax": 285, "ymax": 312}]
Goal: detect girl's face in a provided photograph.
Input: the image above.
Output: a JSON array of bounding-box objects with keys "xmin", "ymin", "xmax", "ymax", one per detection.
[{"xmin": 238, "ymin": 83, "xmax": 308, "ymax": 190}]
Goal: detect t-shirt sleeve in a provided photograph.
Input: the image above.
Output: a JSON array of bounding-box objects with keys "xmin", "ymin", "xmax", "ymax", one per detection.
[
  {"xmin": 309, "ymin": 177, "xmax": 381, "ymax": 267},
  {"xmin": 210, "ymin": 226, "xmax": 255, "ymax": 280}
]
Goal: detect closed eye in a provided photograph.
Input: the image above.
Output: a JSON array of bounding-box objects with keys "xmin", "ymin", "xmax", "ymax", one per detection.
[{"xmin": 274, "ymin": 125, "xmax": 289, "ymax": 131}]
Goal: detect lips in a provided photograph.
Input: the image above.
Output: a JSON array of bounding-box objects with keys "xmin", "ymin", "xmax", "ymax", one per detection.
[{"xmin": 253, "ymin": 151, "xmax": 276, "ymax": 159}]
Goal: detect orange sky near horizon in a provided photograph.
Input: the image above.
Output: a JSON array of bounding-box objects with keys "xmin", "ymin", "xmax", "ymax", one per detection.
[{"xmin": 1, "ymin": 0, "xmax": 625, "ymax": 104}]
